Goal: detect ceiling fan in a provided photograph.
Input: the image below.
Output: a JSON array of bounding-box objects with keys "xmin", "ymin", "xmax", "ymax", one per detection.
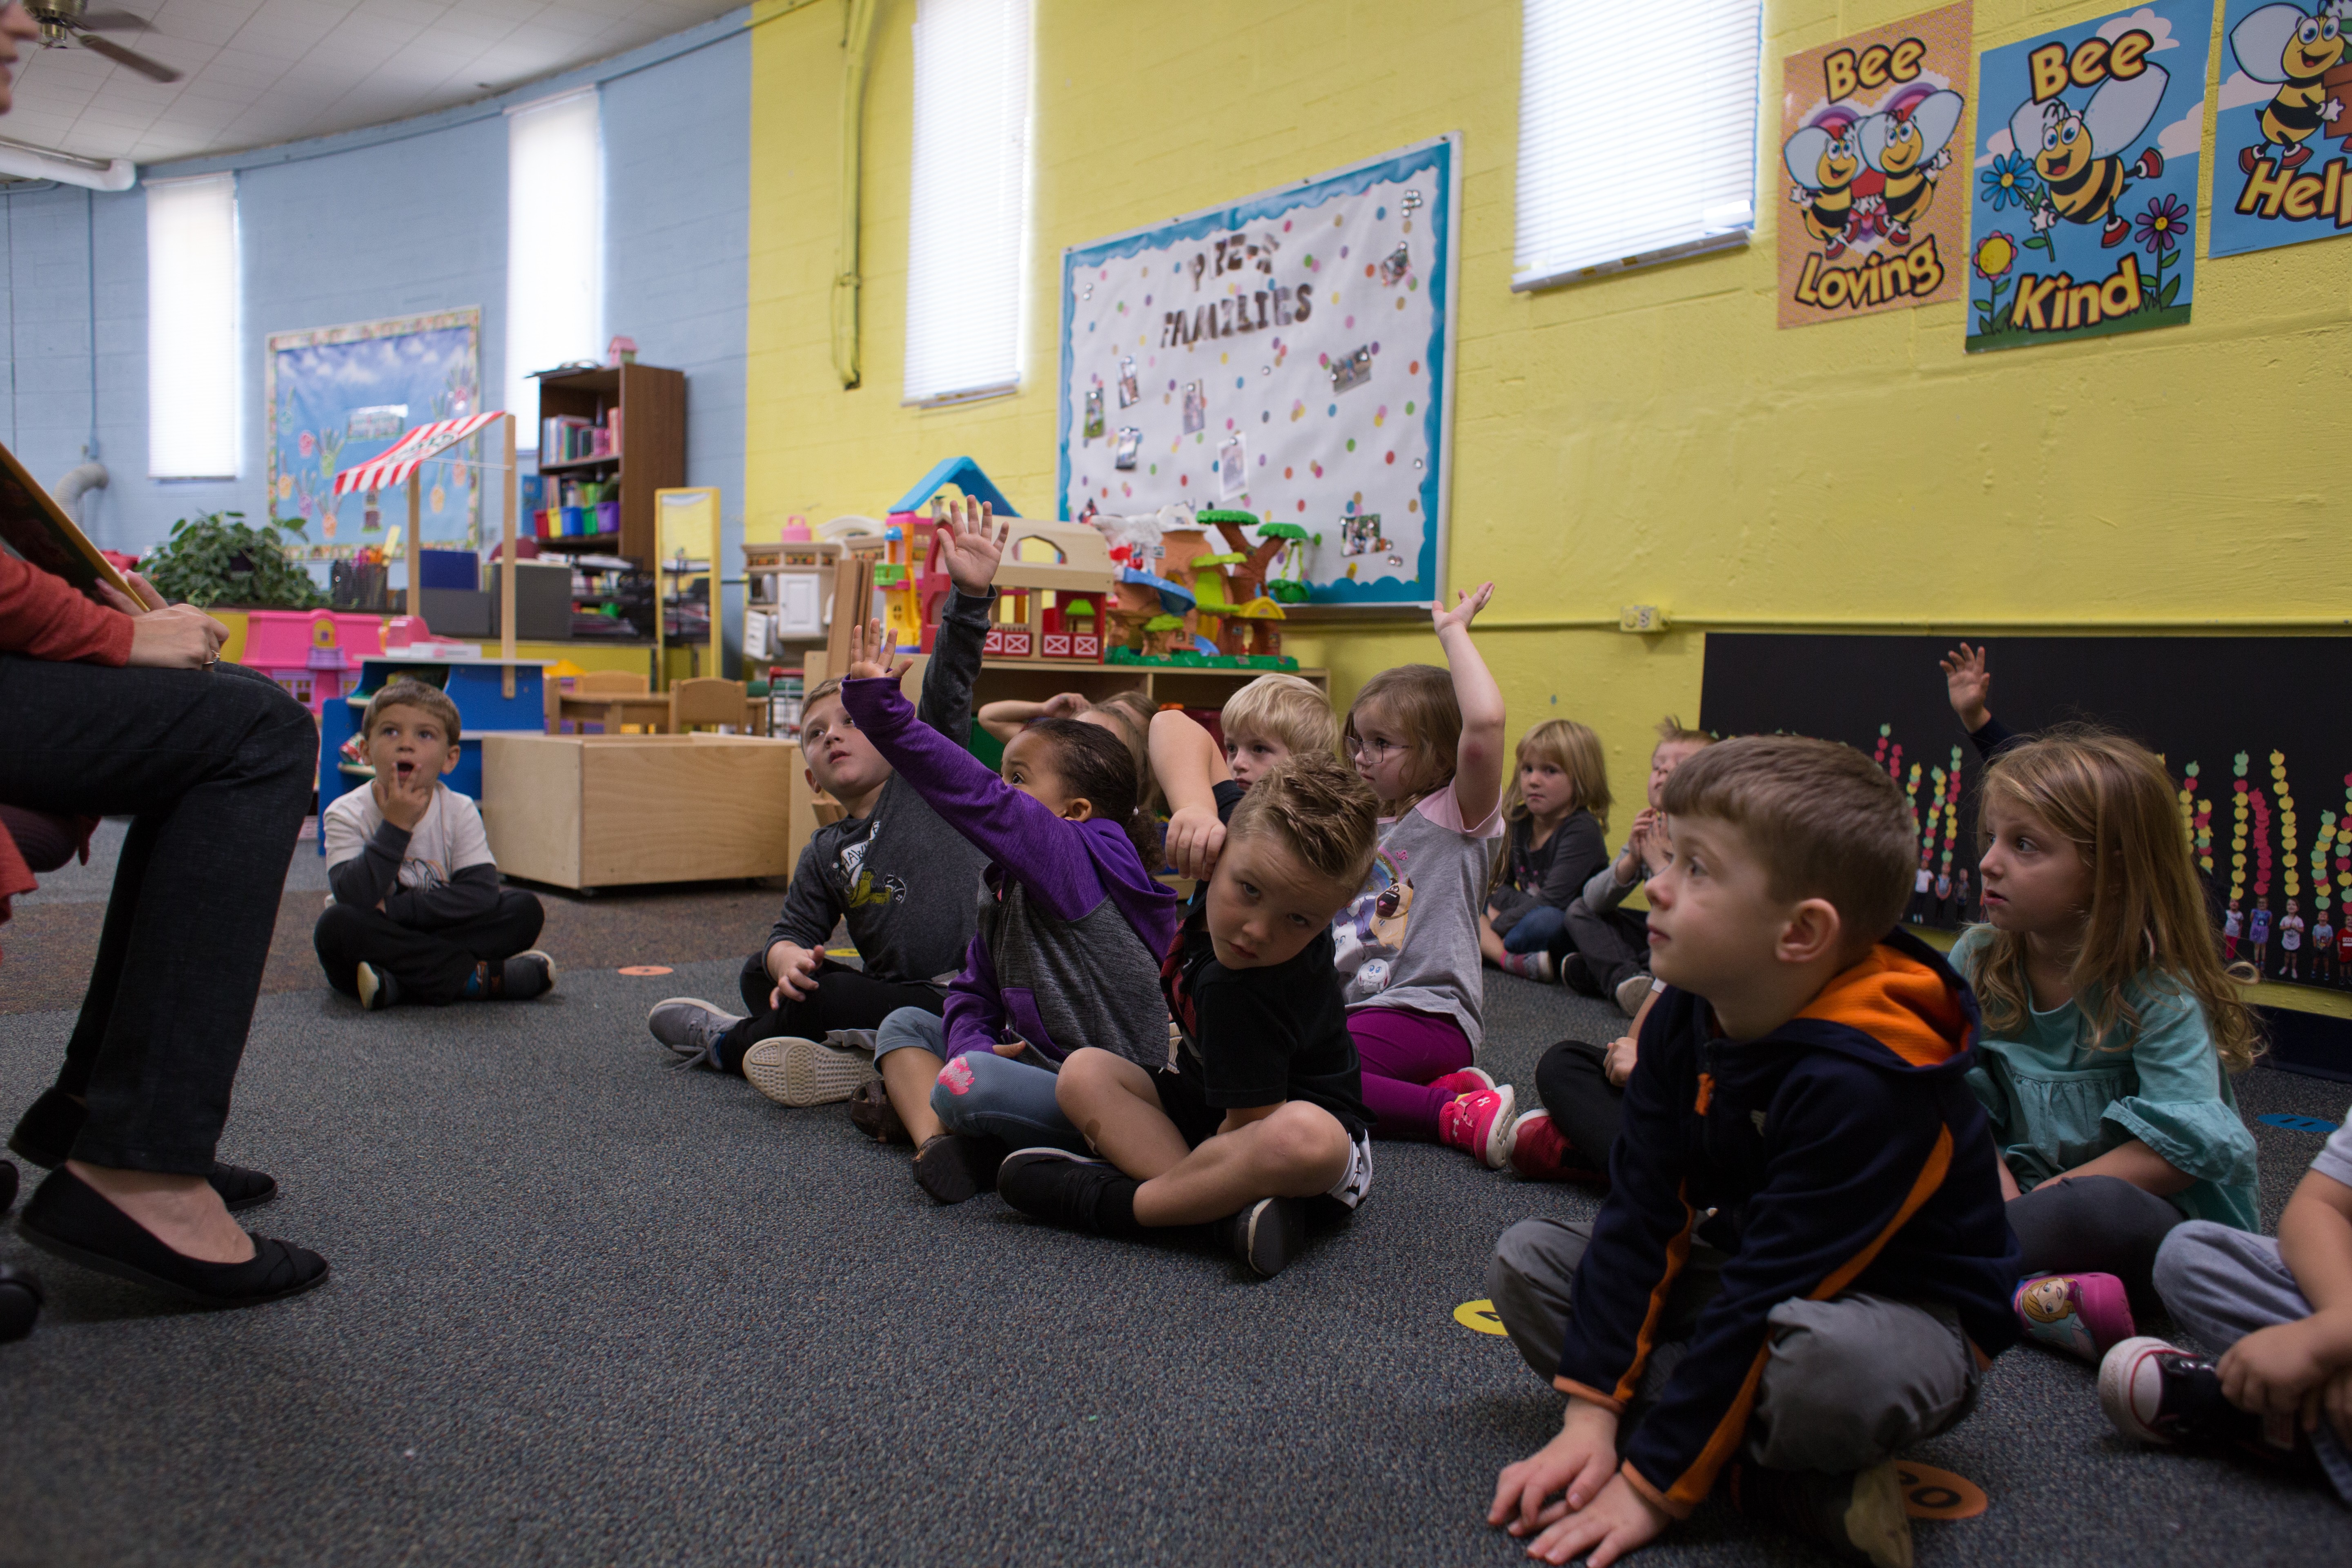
[{"xmin": 28, "ymin": 2, "xmax": 182, "ymax": 84}]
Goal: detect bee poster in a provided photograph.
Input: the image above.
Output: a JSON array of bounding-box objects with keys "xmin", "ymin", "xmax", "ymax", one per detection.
[
  {"xmin": 2209, "ymin": 2, "xmax": 2352, "ymax": 257},
  {"xmin": 1778, "ymin": 2, "xmax": 1975, "ymax": 328},
  {"xmin": 1967, "ymin": 1, "xmax": 2214, "ymax": 351},
  {"xmin": 1058, "ymin": 136, "xmax": 1459, "ymax": 609}
]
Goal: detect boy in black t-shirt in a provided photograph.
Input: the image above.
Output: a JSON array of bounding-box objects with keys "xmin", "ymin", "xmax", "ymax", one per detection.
[{"xmin": 997, "ymin": 723, "xmax": 1380, "ymax": 1277}]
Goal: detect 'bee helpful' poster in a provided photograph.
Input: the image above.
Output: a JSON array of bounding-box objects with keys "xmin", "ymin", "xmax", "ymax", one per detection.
[
  {"xmin": 2209, "ymin": 1, "xmax": 2352, "ymax": 257},
  {"xmin": 1967, "ymin": 1, "xmax": 2213, "ymax": 352},
  {"xmin": 1778, "ymin": 2, "xmax": 1974, "ymax": 328}
]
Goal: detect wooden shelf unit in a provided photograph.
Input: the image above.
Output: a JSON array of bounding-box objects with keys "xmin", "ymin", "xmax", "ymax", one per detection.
[{"xmin": 533, "ymin": 364, "xmax": 685, "ymax": 566}]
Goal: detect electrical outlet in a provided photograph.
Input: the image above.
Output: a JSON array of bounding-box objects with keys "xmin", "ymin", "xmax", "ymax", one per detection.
[{"xmin": 1619, "ymin": 605, "xmax": 1668, "ymax": 634}]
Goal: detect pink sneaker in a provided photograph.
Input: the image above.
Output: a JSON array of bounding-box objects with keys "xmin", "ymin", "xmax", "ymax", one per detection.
[
  {"xmin": 2013, "ymin": 1272, "xmax": 2135, "ymax": 1362},
  {"xmin": 1428, "ymin": 1067, "xmax": 1496, "ymax": 1099},
  {"xmin": 1438, "ymin": 1085, "xmax": 1515, "ymax": 1169},
  {"xmin": 1504, "ymin": 1109, "xmax": 1605, "ymax": 1183}
]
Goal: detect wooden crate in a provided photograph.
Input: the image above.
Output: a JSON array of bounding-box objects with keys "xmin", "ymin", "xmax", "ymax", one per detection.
[{"xmin": 480, "ymin": 733, "xmax": 797, "ymax": 891}]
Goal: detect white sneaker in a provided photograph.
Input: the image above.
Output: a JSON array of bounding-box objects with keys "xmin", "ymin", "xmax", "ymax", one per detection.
[
  {"xmin": 1615, "ymin": 972, "xmax": 1655, "ymax": 1018},
  {"xmin": 742, "ymin": 1036, "xmax": 879, "ymax": 1107}
]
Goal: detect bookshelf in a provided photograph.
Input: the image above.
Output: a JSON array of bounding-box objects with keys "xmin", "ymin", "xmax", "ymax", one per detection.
[{"xmin": 530, "ymin": 363, "xmax": 685, "ymax": 566}]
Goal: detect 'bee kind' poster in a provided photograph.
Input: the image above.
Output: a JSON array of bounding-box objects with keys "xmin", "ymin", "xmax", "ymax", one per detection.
[
  {"xmin": 2209, "ymin": 1, "xmax": 2352, "ymax": 257},
  {"xmin": 1779, "ymin": 2, "xmax": 1974, "ymax": 328},
  {"xmin": 1967, "ymin": 1, "xmax": 2214, "ymax": 351}
]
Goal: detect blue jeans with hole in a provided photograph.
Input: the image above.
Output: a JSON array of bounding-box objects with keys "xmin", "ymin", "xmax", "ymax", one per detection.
[{"xmin": 880, "ymin": 1008, "xmax": 1090, "ymax": 1152}]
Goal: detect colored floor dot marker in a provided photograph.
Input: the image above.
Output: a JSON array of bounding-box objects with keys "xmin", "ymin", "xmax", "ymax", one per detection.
[
  {"xmin": 2259, "ymin": 1112, "xmax": 2340, "ymax": 1133},
  {"xmin": 1454, "ymin": 1298, "xmax": 1508, "ymax": 1336},
  {"xmin": 1896, "ymin": 1463, "xmax": 1986, "ymax": 1520},
  {"xmin": 617, "ymin": 965, "xmax": 673, "ymax": 977}
]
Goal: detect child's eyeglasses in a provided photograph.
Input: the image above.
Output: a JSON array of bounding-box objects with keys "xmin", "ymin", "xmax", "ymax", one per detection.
[{"xmin": 1348, "ymin": 736, "xmax": 1398, "ymax": 761}]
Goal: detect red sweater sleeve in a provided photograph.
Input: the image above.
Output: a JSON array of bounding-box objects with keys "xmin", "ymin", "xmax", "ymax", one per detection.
[{"xmin": 0, "ymin": 550, "xmax": 134, "ymax": 665}]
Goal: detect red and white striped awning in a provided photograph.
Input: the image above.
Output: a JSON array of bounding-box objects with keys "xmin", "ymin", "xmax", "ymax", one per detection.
[{"xmin": 331, "ymin": 411, "xmax": 504, "ymax": 497}]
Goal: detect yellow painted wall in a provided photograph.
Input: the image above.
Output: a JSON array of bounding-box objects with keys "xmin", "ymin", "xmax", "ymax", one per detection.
[{"xmin": 747, "ymin": 0, "xmax": 2352, "ymax": 807}]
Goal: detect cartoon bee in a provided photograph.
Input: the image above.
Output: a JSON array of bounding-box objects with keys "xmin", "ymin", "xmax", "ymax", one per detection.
[
  {"xmin": 1784, "ymin": 106, "xmax": 1867, "ymax": 258},
  {"xmin": 2229, "ymin": 2, "xmax": 2348, "ymax": 173},
  {"xmin": 1860, "ymin": 86, "xmax": 1965, "ymax": 248},
  {"xmin": 2007, "ymin": 61, "xmax": 2170, "ymax": 247}
]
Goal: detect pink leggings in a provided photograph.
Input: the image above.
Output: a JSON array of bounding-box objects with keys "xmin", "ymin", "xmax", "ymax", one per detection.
[{"xmin": 1349, "ymin": 1006, "xmax": 1475, "ymax": 1140}]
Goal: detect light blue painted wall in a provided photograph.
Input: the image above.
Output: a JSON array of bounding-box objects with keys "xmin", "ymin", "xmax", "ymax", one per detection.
[{"xmin": 0, "ymin": 7, "xmax": 750, "ymax": 633}]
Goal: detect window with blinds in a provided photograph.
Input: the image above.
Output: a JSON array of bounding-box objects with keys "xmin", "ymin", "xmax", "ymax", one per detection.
[
  {"xmin": 507, "ymin": 90, "xmax": 604, "ymax": 441},
  {"xmin": 146, "ymin": 174, "xmax": 240, "ymax": 479},
  {"xmin": 1514, "ymin": 0, "xmax": 1763, "ymax": 291},
  {"xmin": 903, "ymin": 0, "xmax": 1033, "ymax": 406}
]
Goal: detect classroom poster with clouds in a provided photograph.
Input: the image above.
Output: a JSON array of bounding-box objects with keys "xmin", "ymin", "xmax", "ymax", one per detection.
[
  {"xmin": 1966, "ymin": 1, "xmax": 2213, "ymax": 352},
  {"xmin": 2209, "ymin": 0, "xmax": 2352, "ymax": 256}
]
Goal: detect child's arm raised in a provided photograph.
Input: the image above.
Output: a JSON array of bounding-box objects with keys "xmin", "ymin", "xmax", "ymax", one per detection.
[
  {"xmin": 840, "ymin": 619, "xmax": 1118, "ymax": 922},
  {"xmin": 916, "ymin": 497, "xmax": 1005, "ymax": 742},
  {"xmin": 978, "ymin": 693, "xmax": 1087, "ymax": 744},
  {"xmin": 1150, "ymin": 707, "xmax": 1232, "ymax": 880},
  {"xmin": 1433, "ymin": 582, "xmax": 1504, "ymax": 827},
  {"xmin": 1940, "ymin": 641, "xmax": 2020, "ymax": 759}
]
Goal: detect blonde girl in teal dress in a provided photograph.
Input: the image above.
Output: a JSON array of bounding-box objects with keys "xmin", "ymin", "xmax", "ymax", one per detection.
[{"xmin": 1953, "ymin": 727, "xmax": 2261, "ymax": 1364}]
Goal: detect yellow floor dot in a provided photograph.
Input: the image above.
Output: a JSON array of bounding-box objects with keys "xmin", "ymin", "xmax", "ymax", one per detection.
[{"xmin": 1454, "ymin": 1298, "xmax": 1508, "ymax": 1336}]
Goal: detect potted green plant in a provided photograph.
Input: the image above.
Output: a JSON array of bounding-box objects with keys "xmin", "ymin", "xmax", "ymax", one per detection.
[{"xmin": 139, "ymin": 511, "xmax": 324, "ymax": 609}]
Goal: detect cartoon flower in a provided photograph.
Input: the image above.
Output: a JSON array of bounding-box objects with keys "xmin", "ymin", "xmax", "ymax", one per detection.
[
  {"xmin": 2029, "ymin": 202, "xmax": 2058, "ymax": 234},
  {"xmin": 276, "ymin": 474, "xmax": 294, "ymax": 501},
  {"xmin": 1978, "ymin": 152, "xmax": 2041, "ymax": 212},
  {"xmin": 2135, "ymin": 194, "xmax": 2189, "ymax": 255},
  {"xmin": 1973, "ymin": 232, "xmax": 2017, "ymax": 281},
  {"xmin": 297, "ymin": 430, "xmax": 316, "ymax": 459}
]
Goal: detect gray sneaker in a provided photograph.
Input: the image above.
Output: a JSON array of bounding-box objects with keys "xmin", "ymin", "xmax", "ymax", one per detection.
[
  {"xmin": 647, "ymin": 997, "xmax": 744, "ymax": 1069},
  {"xmin": 1615, "ymin": 971, "xmax": 1655, "ymax": 1019},
  {"xmin": 740, "ymin": 1035, "xmax": 879, "ymax": 1106}
]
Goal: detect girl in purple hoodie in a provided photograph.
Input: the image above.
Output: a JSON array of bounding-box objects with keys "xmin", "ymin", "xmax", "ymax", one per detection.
[{"xmin": 840, "ymin": 620, "xmax": 1180, "ymax": 1206}]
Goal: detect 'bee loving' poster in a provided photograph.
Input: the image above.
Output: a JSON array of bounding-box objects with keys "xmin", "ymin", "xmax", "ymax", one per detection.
[
  {"xmin": 2209, "ymin": 1, "xmax": 2352, "ymax": 257},
  {"xmin": 1967, "ymin": 1, "xmax": 2213, "ymax": 352},
  {"xmin": 1778, "ymin": 2, "xmax": 1974, "ymax": 328}
]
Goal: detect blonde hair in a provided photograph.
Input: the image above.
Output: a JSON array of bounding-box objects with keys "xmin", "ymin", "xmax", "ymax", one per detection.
[
  {"xmin": 1222, "ymin": 673, "xmax": 1339, "ymax": 759},
  {"xmin": 1969, "ymin": 727, "xmax": 2260, "ymax": 1073},
  {"xmin": 1346, "ymin": 664, "xmax": 1458, "ymax": 809},
  {"xmin": 1227, "ymin": 751, "xmax": 1381, "ymax": 893},
  {"xmin": 363, "ymin": 679, "xmax": 462, "ymax": 743},
  {"xmin": 1504, "ymin": 719, "xmax": 1612, "ymax": 832},
  {"xmin": 1662, "ymin": 735, "xmax": 1917, "ymax": 949},
  {"xmin": 1656, "ymin": 714, "xmax": 1714, "ymax": 749},
  {"xmin": 1080, "ymin": 690, "xmax": 1162, "ymax": 815}
]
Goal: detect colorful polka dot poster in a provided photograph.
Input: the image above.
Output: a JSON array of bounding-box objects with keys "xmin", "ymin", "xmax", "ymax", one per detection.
[{"xmin": 1057, "ymin": 136, "xmax": 1459, "ymax": 607}]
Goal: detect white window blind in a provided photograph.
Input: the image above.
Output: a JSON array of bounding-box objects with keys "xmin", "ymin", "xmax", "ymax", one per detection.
[
  {"xmin": 146, "ymin": 173, "xmax": 239, "ymax": 479},
  {"xmin": 506, "ymin": 90, "xmax": 604, "ymax": 441},
  {"xmin": 1515, "ymin": 0, "xmax": 1762, "ymax": 291},
  {"xmin": 903, "ymin": 0, "xmax": 1033, "ymax": 405}
]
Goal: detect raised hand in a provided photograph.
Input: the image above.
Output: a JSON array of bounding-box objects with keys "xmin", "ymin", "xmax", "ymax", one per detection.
[
  {"xmin": 845, "ymin": 617, "xmax": 913, "ymax": 683},
  {"xmin": 1432, "ymin": 581, "xmax": 1494, "ymax": 638},
  {"xmin": 933, "ymin": 496, "xmax": 1009, "ymax": 597},
  {"xmin": 1940, "ymin": 641, "xmax": 1991, "ymax": 730},
  {"xmin": 1041, "ymin": 691, "xmax": 1090, "ymax": 719}
]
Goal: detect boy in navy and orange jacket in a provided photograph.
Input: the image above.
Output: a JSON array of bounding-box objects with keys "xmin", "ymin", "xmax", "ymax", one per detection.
[{"xmin": 1483, "ymin": 735, "xmax": 2019, "ymax": 1568}]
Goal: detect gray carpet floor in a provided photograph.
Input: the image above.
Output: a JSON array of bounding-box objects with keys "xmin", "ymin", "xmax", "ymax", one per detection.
[{"xmin": 3, "ymin": 831, "xmax": 2349, "ymax": 1566}]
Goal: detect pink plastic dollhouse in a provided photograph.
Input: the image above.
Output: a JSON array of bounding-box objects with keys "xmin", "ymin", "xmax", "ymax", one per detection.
[{"xmin": 241, "ymin": 609, "xmax": 387, "ymax": 717}]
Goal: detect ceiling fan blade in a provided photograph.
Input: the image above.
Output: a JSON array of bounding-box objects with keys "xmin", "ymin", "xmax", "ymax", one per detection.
[
  {"xmin": 73, "ymin": 9, "xmax": 153, "ymax": 30},
  {"xmin": 78, "ymin": 32, "xmax": 180, "ymax": 82}
]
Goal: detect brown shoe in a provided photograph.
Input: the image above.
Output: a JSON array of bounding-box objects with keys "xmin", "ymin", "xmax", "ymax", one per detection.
[{"xmin": 848, "ymin": 1079, "xmax": 911, "ymax": 1145}]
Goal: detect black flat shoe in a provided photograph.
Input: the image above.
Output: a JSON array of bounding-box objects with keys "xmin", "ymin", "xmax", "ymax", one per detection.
[
  {"xmin": 913, "ymin": 1133, "xmax": 1009, "ymax": 1205},
  {"xmin": 10, "ymin": 1088, "xmax": 278, "ymax": 1212},
  {"xmin": 16, "ymin": 1166, "xmax": 328, "ymax": 1309}
]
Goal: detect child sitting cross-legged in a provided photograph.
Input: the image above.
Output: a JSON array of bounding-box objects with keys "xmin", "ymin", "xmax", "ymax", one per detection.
[
  {"xmin": 836, "ymin": 619, "xmax": 1180, "ymax": 1206},
  {"xmin": 2098, "ymin": 1099, "xmax": 2352, "ymax": 1504},
  {"xmin": 1956, "ymin": 727, "xmax": 2261, "ymax": 1366},
  {"xmin": 316, "ymin": 680, "xmax": 552, "ymax": 1008},
  {"xmin": 1479, "ymin": 719, "xmax": 1612, "ymax": 983},
  {"xmin": 1486, "ymin": 736, "xmax": 2019, "ymax": 1568},
  {"xmin": 996, "ymin": 716, "xmax": 1380, "ymax": 1278},
  {"xmin": 644, "ymin": 499, "xmax": 1001, "ymax": 1109}
]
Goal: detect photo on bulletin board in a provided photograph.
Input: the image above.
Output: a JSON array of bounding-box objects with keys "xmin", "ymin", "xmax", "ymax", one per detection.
[
  {"xmin": 263, "ymin": 307, "xmax": 484, "ymax": 559},
  {"xmin": 1966, "ymin": 0, "xmax": 2213, "ymax": 352},
  {"xmin": 1778, "ymin": 1, "xmax": 1975, "ymax": 327},
  {"xmin": 2209, "ymin": 0, "xmax": 2352, "ymax": 256},
  {"xmin": 1057, "ymin": 135, "xmax": 1460, "ymax": 609},
  {"xmin": 1700, "ymin": 632, "xmax": 2352, "ymax": 996}
]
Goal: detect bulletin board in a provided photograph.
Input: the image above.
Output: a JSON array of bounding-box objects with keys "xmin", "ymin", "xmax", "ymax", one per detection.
[
  {"xmin": 1057, "ymin": 135, "xmax": 1461, "ymax": 609},
  {"xmin": 264, "ymin": 307, "xmax": 485, "ymax": 558},
  {"xmin": 1699, "ymin": 633, "xmax": 2352, "ymax": 997}
]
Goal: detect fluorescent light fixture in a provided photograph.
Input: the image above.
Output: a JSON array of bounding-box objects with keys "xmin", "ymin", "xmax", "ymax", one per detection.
[
  {"xmin": 146, "ymin": 173, "xmax": 239, "ymax": 479},
  {"xmin": 903, "ymin": 0, "xmax": 1033, "ymax": 406},
  {"xmin": 507, "ymin": 89, "xmax": 604, "ymax": 441},
  {"xmin": 1515, "ymin": 0, "xmax": 1762, "ymax": 290}
]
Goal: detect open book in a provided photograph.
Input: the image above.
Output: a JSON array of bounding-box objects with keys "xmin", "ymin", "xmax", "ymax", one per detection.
[{"xmin": 0, "ymin": 439, "xmax": 136, "ymax": 604}]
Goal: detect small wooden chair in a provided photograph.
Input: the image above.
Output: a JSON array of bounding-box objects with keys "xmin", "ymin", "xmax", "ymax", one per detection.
[
  {"xmin": 558, "ymin": 668, "xmax": 653, "ymax": 733},
  {"xmin": 670, "ymin": 677, "xmax": 749, "ymax": 734}
]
